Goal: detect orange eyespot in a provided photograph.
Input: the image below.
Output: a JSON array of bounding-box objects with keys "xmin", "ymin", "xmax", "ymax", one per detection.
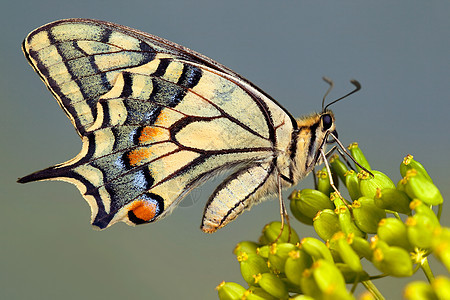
[{"xmin": 129, "ymin": 199, "xmax": 158, "ymax": 222}]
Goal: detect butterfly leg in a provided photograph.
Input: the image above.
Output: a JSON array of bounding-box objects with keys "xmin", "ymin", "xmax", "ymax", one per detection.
[
  {"xmin": 273, "ymin": 172, "xmax": 291, "ymax": 242},
  {"xmin": 320, "ymin": 149, "xmax": 352, "ymax": 209},
  {"xmin": 329, "ymin": 132, "xmax": 373, "ymax": 177},
  {"xmin": 325, "ymin": 145, "xmax": 337, "ymax": 158}
]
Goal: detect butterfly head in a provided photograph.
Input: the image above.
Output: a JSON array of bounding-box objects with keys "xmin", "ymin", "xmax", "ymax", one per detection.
[{"xmin": 289, "ymin": 79, "xmax": 361, "ymax": 183}]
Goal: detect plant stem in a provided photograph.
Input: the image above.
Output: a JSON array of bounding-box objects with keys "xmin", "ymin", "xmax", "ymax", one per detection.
[
  {"xmin": 420, "ymin": 257, "xmax": 435, "ymax": 283},
  {"xmin": 393, "ymin": 212, "xmax": 401, "ymax": 220},
  {"xmin": 350, "ymin": 273, "xmax": 360, "ymax": 294},
  {"xmin": 362, "ymin": 280, "xmax": 385, "ymax": 300},
  {"xmin": 437, "ymin": 203, "xmax": 443, "ymax": 221}
]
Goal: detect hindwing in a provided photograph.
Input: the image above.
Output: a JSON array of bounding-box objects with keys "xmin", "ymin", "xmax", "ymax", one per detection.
[{"xmin": 19, "ymin": 19, "xmax": 299, "ymax": 230}]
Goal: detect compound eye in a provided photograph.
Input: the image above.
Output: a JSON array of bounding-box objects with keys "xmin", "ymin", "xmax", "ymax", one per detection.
[{"xmin": 322, "ymin": 114, "xmax": 333, "ymax": 130}]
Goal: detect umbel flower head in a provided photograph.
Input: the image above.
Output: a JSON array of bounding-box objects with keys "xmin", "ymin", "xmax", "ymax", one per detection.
[{"xmin": 217, "ymin": 146, "xmax": 448, "ymax": 300}]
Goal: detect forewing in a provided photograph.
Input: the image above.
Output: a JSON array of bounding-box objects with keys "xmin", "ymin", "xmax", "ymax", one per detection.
[{"xmin": 23, "ymin": 18, "xmax": 266, "ymax": 137}]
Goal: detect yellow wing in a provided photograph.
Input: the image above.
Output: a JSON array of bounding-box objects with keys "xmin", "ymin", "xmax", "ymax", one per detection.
[{"xmin": 19, "ymin": 19, "xmax": 298, "ymax": 230}]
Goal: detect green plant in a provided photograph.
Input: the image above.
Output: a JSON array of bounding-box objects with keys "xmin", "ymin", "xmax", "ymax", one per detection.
[{"xmin": 216, "ymin": 144, "xmax": 449, "ymax": 300}]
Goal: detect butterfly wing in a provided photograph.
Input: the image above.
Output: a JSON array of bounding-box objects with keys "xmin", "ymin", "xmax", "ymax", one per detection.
[{"xmin": 19, "ymin": 19, "xmax": 298, "ymax": 230}]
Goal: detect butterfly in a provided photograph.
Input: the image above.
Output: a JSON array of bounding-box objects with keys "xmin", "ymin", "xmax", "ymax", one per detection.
[{"xmin": 18, "ymin": 19, "xmax": 360, "ymax": 233}]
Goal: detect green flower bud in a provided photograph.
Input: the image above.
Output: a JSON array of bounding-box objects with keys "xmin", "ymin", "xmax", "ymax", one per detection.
[
  {"xmin": 370, "ymin": 236, "xmax": 389, "ymax": 251},
  {"xmin": 374, "ymin": 188, "xmax": 411, "ymax": 215},
  {"xmin": 377, "ymin": 218, "xmax": 413, "ymax": 251},
  {"xmin": 331, "ymin": 192, "xmax": 348, "ymax": 208},
  {"xmin": 432, "ymin": 276, "xmax": 450, "ymax": 300},
  {"xmin": 311, "ymin": 259, "xmax": 350, "ymax": 298},
  {"xmin": 290, "ymin": 210, "xmax": 314, "ymax": 226},
  {"xmin": 216, "ymin": 281, "xmax": 246, "ymax": 300},
  {"xmin": 300, "ymin": 269, "xmax": 322, "ymax": 299},
  {"xmin": 335, "ymin": 263, "xmax": 370, "ymax": 284},
  {"xmin": 403, "ymin": 281, "xmax": 437, "ymax": 300},
  {"xmin": 352, "ymin": 197, "xmax": 386, "ymax": 234},
  {"xmin": 330, "ymin": 232, "xmax": 363, "ymax": 272},
  {"xmin": 254, "ymin": 273, "xmax": 289, "ymax": 300},
  {"xmin": 397, "ymin": 178, "xmax": 407, "ymax": 192},
  {"xmin": 348, "ymin": 142, "xmax": 371, "ymax": 171},
  {"xmin": 331, "ymin": 169, "xmax": 340, "ymax": 191},
  {"xmin": 281, "ymin": 278, "xmax": 302, "ymax": 294},
  {"xmin": 289, "ymin": 190, "xmax": 308, "ymax": 224},
  {"xmin": 313, "ymin": 209, "xmax": 341, "ymax": 241},
  {"xmin": 289, "ymin": 193, "xmax": 314, "ymax": 225},
  {"xmin": 400, "ymin": 154, "xmax": 433, "ymax": 182},
  {"xmin": 336, "ymin": 205, "xmax": 366, "ymax": 238},
  {"xmin": 260, "ymin": 222, "xmax": 300, "ymax": 244},
  {"xmin": 258, "ymin": 235, "xmax": 270, "ymax": 246},
  {"xmin": 238, "ymin": 252, "xmax": 270, "ymax": 286},
  {"xmin": 289, "ymin": 189, "xmax": 334, "ymax": 223},
  {"xmin": 372, "ymin": 245, "xmax": 413, "ymax": 277},
  {"xmin": 431, "ymin": 228, "xmax": 450, "ymax": 272},
  {"xmin": 245, "ymin": 286, "xmax": 278, "ymax": 300},
  {"xmin": 256, "ymin": 245, "xmax": 269, "ymax": 258},
  {"xmin": 268, "ymin": 243, "xmax": 296, "ymax": 273},
  {"xmin": 316, "ymin": 168, "xmax": 335, "ymax": 196},
  {"xmin": 358, "ymin": 170, "xmax": 396, "ymax": 199},
  {"xmin": 410, "ymin": 199, "xmax": 440, "ymax": 227},
  {"xmin": 403, "ymin": 169, "xmax": 443, "ymax": 206},
  {"xmin": 408, "ymin": 201, "xmax": 440, "ymax": 248},
  {"xmin": 290, "ymin": 295, "xmax": 315, "ymax": 300},
  {"xmin": 242, "ymin": 291, "xmax": 266, "ymax": 300},
  {"xmin": 359, "ymin": 291, "xmax": 376, "ymax": 300},
  {"xmin": 300, "ymin": 237, "xmax": 334, "ymax": 263},
  {"xmin": 349, "ymin": 235, "xmax": 373, "ymax": 260},
  {"xmin": 344, "ymin": 170, "xmax": 362, "ymax": 201},
  {"xmin": 329, "ymin": 154, "xmax": 349, "ymax": 183},
  {"xmin": 371, "ymin": 234, "xmax": 393, "ymax": 247},
  {"xmin": 326, "ymin": 239, "xmax": 344, "ymax": 264},
  {"xmin": 406, "ymin": 214, "xmax": 439, "ymax": 249},
  {"xmin": 284, "ymin": 249, "xmax": 313, "ymax": 286},
  {"xmin": 234, "ymin": 241, "xmax": 260, "ymax": 256}
]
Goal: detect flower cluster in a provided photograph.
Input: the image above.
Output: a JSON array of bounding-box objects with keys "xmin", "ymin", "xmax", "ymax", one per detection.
[{"xmin": 216, "ymin": 144, "xmax": 449, "ymax": 300}]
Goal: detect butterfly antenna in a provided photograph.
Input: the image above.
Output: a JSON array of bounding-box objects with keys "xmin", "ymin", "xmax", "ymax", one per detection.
[
  {"xmin": 329, "ymin": 132, "xmax": 374, "ymax": 177},
  {"xmin": 321, "ymin": 77, "xmax": 334, "ymax": 112},
  {"xmin": 322, "ymin": 78, "xmax": 361, "ymax": 112}
]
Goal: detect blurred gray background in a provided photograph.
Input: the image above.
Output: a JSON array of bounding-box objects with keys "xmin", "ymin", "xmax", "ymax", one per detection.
[{"xmin": 1, "ymin": 1, "xmax": 449, "ymax": 299}]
